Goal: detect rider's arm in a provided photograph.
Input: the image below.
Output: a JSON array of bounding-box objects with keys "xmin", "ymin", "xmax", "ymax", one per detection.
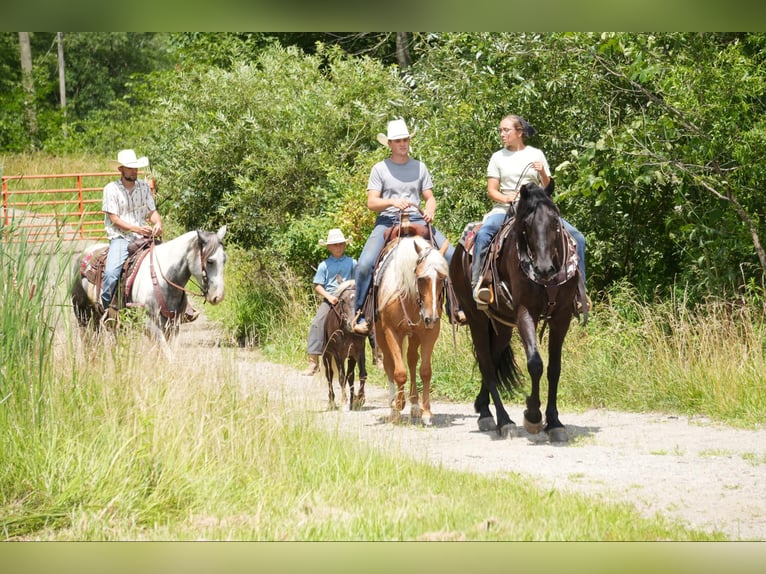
[
  {"xmin": 487, "ymin": 177, "xmax": 514, "ymax": 204},
  {"xmin": 420, "ymin": 188, "xmax": 437, "ymax": 223},
  {"xmin": 314, "ymin": 283, "xmax": 338, "ymax": 305}
]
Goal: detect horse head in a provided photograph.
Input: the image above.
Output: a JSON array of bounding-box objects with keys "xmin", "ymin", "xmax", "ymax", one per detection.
[
  {"xmin": 333, "ymin": 279, "xmax": 358, "ymax": 333},
  {"xmin": 515, "ymin": 180, "xmax": 563, "ymax": 283},
  {"xmin": 413, "ymin": 237, "xmax": 450, "ymax": 329},
  {"xmin": 196, "ymin": 225, "xmax": 227, "ymax": 304}
]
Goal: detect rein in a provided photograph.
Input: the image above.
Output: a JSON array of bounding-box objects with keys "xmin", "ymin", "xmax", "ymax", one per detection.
[{"xmin": 148, "ymin": 239, "xmax": 208, "ymax": 320}]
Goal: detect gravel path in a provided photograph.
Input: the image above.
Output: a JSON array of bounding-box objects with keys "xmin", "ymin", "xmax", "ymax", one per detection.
[{"xmin": 176, "ymin": 310, "xmax": 766, "ymax": 541}]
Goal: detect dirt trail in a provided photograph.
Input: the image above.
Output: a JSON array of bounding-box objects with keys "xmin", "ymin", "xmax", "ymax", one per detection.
[{"xmin": 174, "ymin": 310, "xmax": 766, "ymax": 540}]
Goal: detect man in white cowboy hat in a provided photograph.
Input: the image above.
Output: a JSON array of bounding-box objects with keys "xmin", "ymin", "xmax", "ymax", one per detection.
[
  {"xmin": 100, "ymin": 149, "xmax": 162, "ymax": 317},
  {"xmin": 301, "ymin": 228, "xmax": 356, "ymax": 376},
  {"xmin": 351, "ymin": 118, "xmax": 458, "ymax": 335}
]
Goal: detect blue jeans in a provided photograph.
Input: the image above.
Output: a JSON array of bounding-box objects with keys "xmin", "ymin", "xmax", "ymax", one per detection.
[
  {"xmin": 100, "ymin": 237, "xmax": 129, "ymax": 309},
  {"xmin": 561, "ymin": 217, "xmax": 586, "ymax": 287},
  {"xmin": 353, "ymin": 214, "xmax": 454, "ymax": 318},
  {"xmin": 472, "ymin": 213, "xmax": 586, "ymax": 287}
]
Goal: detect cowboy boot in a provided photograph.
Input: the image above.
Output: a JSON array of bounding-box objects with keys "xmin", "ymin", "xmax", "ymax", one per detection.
[{"xmin": 301, "ymin": 354, "xmax": 320, "ymax": 376}]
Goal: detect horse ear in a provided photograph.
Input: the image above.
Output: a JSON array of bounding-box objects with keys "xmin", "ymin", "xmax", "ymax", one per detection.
[
  {"xmin": 217, "ymin": 225, "xmax": 227, "ymax": 240},
  {"xmin": 545, "ymin": 178, "xmax": 555, "ymax": 196},
  {"xmin": 439, "ymin": 240, "xmax": 450, "ymax": 256}
]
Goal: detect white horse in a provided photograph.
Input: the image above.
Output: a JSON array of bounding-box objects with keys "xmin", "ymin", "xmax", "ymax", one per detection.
[{"xmin": 71, "ymin": 226, "xmax": 227, "ymax": 357}]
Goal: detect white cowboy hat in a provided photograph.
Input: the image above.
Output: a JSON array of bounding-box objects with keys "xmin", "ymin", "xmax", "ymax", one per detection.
[
  {"xmin": 318, "ymin": 228, "xmax": 349, "ymax": 246},
  {"xmin": 113, "ymin": 149, "xmax": 149, "ymax": 169},
  {"xmin": 376, "ymin": 119, "xmax": 417, "ymax": 146}
]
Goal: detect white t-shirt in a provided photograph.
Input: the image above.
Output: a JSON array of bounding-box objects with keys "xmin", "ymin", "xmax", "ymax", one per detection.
[
  {"xmin": 485, "ymin": 145, "xmax": 550, "ymax": 217},
  {"xmin": 102, "ymin": 179, "xmax": 156, "ymax": 240}
]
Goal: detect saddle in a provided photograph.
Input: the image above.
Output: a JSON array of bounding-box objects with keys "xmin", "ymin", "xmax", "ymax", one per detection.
[
  {"xmin": 458, "ymin": 213, "xmax": 583, "ymax": 323},
  {"xmin": 362, "ymin": 215, "xmax": 465, "ymax": 326},
  {"xmin": 79, "ymin": 237, "xmax": 156, "ymax": 309}
]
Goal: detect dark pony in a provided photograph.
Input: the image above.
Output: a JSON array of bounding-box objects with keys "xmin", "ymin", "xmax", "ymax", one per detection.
[{"xmin": 449, "ymin": 180, "xmax": 583, "ymax": 442}]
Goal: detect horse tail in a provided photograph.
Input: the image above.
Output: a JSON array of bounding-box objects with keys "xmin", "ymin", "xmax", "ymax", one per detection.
[{"xmin": 496, "ymin": 343, "xmax": 523, "ymax": 394}]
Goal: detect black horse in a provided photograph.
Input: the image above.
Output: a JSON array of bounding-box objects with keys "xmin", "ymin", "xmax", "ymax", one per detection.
[{"xmin": 449, "ymin": 180, "xmax": 585, "ymax": 442}]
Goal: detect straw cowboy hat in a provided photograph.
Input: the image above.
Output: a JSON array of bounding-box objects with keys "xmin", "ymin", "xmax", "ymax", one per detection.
[
  {"xmin": 318, "ymin": 228, "xmax": 350, "ymax": 246},
  {"xmin": 376, "ymin": 118, "xmax": 417, "ymax": 146},
  {"xmin": 112, "ymin": 149, "xmax": 149, "ymax": 169}
]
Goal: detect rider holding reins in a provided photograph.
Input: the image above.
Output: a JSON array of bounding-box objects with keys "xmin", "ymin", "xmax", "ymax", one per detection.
[
  {"xmin": 352, "ymin": 119, "xmax": 456, "ymax": 335},
  {"xmin": 471, "ymin": 114, "xmax": 586, "ymax": 307}
]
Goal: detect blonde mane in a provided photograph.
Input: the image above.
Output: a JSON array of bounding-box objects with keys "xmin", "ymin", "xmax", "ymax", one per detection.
[{"xmin": 377, "ymin": 236, "xmax": 448, "ymax": 310}]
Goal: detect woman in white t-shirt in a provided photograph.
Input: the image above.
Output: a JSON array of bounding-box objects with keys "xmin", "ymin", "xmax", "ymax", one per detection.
[{"xmin": 471, "ymin": 115, "xmax": 586, "ymax": 306}]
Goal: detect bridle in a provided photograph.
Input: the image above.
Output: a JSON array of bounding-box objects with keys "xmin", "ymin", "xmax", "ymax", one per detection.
[{"xmin": 148, "ymin": 236, "xmax": 214, "ymax": 321}]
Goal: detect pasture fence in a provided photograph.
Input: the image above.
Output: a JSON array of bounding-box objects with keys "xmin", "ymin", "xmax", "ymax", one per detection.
[{"xmin": 1, "ymin": 172, "xmax": 154, "ymax": 243}]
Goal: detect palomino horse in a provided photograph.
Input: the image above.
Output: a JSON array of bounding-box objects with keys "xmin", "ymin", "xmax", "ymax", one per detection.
[
  {"xmin": 71, "ymin": 226, "xmax": 227, "ymax": 358},
  {"xmin": 322, "ymin": 279, "xmax": 367, "ymax": 411},
  {"xmin": 449, "ymin": 181, "xmax": 582, "ymax": 442},
  {"xmin": 375, "ymin": 235, "xmax": 449, "ymax": 425}
]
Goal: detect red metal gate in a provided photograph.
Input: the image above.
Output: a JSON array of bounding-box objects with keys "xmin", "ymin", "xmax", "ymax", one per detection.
[{"xmin": 1, "ymin": 172, "xmax": 154, "ymax": 243}]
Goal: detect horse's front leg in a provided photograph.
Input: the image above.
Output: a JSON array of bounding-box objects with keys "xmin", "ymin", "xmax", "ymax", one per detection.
[
  {"xmin": 322, "ymin": 354, "xmax": 337, "ymax": 410},
  {"xmin": 345, "ymin": 356, "xmax": 356, "ymax": 411},
  {"xmin": 144, "ymin": 314, "xmax": 173, "ymax": 360},
  {"xmin": 544, "ymin": 317, "xmax": 572, "ymax": 442},
  {"xmin": 354, "ymin": 345, "xmax": 367, "ymax": 410},
  {"xmin": 417, "ymin": 329, "xmax": 439, "ymax": 427},
  {"xmin": 406, "ymin": 336, "xmax": 423, "ymax": 422},
  {"xmin": 517, "ymin": 307, "xmax": 544, "ymax": 435},
  {"xmin": 378, "ymin": 321, "xmax": 406, "ymax": 421}
]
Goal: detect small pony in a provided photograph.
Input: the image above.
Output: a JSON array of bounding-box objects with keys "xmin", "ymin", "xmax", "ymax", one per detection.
[
  {"xmin": 321, "ymin": 279, "xmax": 368, "ymax": 410},
  {"xmin": 71, "ymin": 226, "xmax": 227, "ymax": 358},
  {"xmin": 450, "ymin": 181, "xmax": 582, "ymax": 442},
  {"xmin": 375, "ymin": 235, "xmax": 450, "ymax": 425}
]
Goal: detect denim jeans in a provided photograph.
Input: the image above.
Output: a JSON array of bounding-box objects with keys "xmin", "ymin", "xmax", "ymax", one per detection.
[
  {"xmin": 353, "ymin": 214, "xmax": 454, "ymax": 317},
  {"xmin": 100, "ymin": 236, "xmax": 129, "ymax": 309}
]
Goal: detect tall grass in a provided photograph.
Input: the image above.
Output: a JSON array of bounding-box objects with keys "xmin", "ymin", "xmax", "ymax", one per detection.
[{"xmin": 561, "ymin": 283, "xmax": 766, "ymax": 427}]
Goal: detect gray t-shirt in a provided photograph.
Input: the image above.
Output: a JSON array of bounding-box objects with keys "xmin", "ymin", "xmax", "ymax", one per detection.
[{"xmin": 367, "ymin": 158, "xmax": 433, "ymax": 218}]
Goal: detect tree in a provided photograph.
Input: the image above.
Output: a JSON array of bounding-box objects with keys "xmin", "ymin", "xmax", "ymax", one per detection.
[{"xmin": 17, "ymin": 32, "xmax": 37, "ymax": 147}]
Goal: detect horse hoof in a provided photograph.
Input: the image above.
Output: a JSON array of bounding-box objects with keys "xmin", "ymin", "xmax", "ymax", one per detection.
[
  {"xmin": 422, "ymin": 413, "xmax": 433, "ymax": 427},
  {"xmin": 499, "ymin": 423, "xmax": 517, "ymax": 439},
  {"xmin": 523, "ymin": 417, "xmax": 545, "ymax": 435},
  {"xmin": 410, "ymin": 405, "xmax": 423, "ymax": 420},
  {"xmin": 547, "ymin": 427, "xmax": 568, "ymax": 443},
  {"xmin": 477, "ymin": 416, "xmax": 497, "ymax": 432},
  {"xmin": 389, "ymin": 409, "xmax": 402, "ymax": 423}
]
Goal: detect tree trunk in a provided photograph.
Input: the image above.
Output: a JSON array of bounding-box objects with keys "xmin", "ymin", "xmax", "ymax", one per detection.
[
  {"xmin": 395, "ymin": 32, "xmax": 411, "ymax": 70},
  {"xmin": 18, "ymin": 32, "xmax": 38, "ymax": 146},
  {"xmin": 57, "ymin": 32, "xmax": 67, "ymax": 138}
]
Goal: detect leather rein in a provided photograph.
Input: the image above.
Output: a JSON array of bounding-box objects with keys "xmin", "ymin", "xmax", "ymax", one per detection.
[{"xmin": 148, "ymin": 238, "xmax": 209, "ymax": 321}]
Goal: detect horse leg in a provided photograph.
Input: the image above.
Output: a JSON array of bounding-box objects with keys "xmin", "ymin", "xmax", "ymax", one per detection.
[
  {"xmin": 143, "ymin": 315, "xmax": 173, "ymax": 360},
  {"xmin": 356, "ymin": 348, "xmax": 367, "ymax": 409},
  {"xmin": 517, "ymin": 309, "xmax": 545, "ymax": 435},
  {"xmin": 407, "ymin": 336, "xmax": 422, "ymax": 422},
  {"xmin": 322, "ymin": 354, "xmax": 336, "ymax": 410},
  {"xmin": 418, "ymin": 330, "xmax": 439, "ymax": 427},
  {"xmin": 544, "ymin": 317, "xmax": 572, "ymax": 442},
  {"xmin": 346, "ymin": 356, "xmax": 356, "ymax": 411},
  {"xmin": 377, "ymin": 321, "xmax": 405, "ymax": 421}
]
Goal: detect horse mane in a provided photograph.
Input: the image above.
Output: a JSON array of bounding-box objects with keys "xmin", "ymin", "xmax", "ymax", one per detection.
[
  {"xmin": 514, "ymin": 182, "xmax": 558, "ymax": 225},
  {"xmin": 378, "ymin": 236, "xmax": 447, "ymax": 309}
]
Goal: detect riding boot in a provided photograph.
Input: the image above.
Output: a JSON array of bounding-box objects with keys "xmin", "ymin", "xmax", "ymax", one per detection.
[
  {"xmin": 301, "ymin": 354, "xmax": 320, "ymax": 376},
  {"xmin": 182, "ymin": 301, "xmax": 200, "ymax": 323}
]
